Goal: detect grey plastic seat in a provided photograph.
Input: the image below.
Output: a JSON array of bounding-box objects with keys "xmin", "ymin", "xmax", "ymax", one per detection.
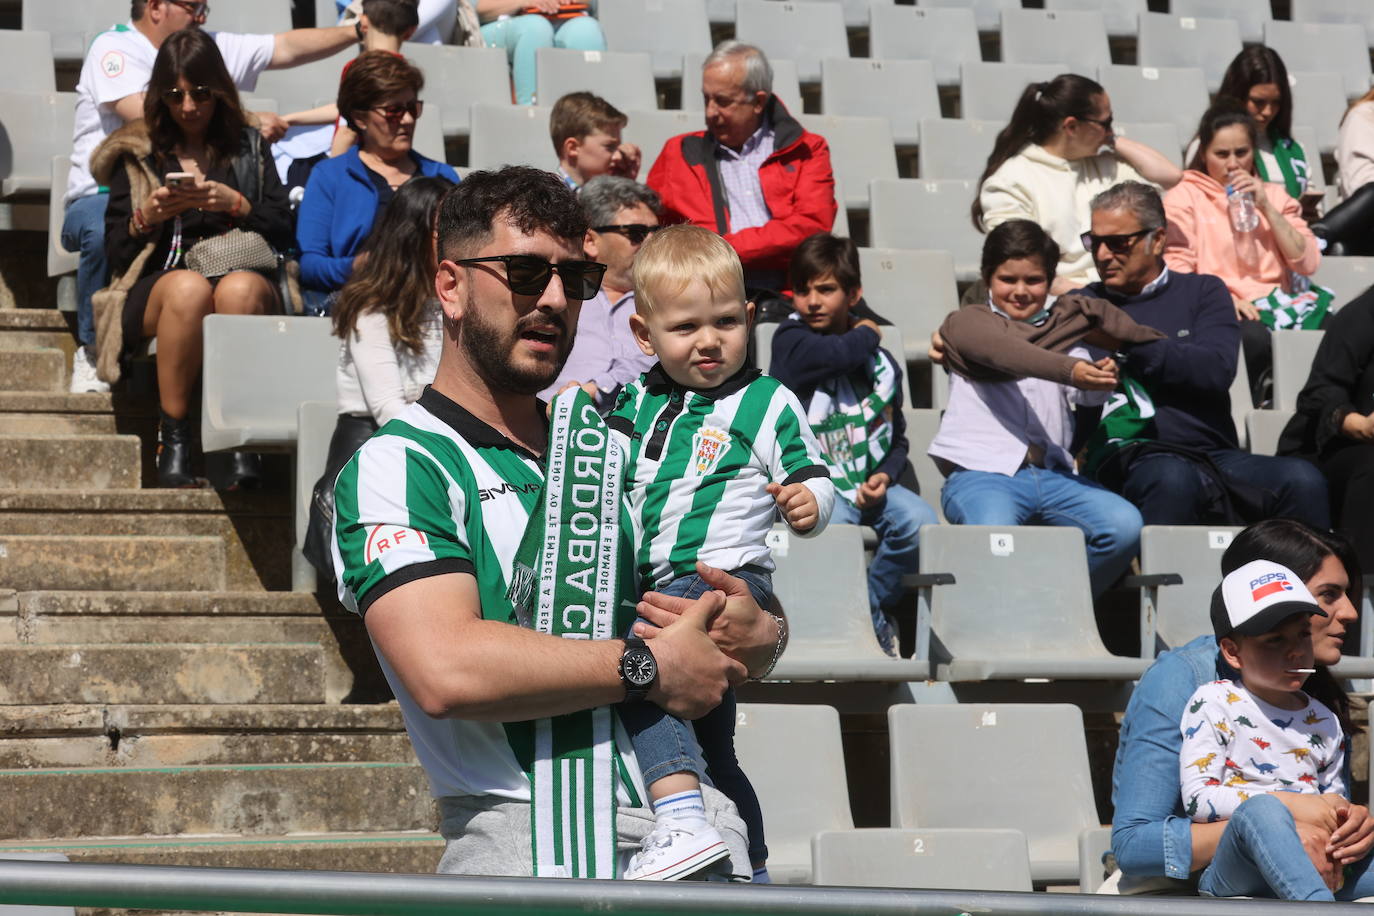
[
  {"xmin": 1043, "ymin": 0, "xmax": 1146, "ymax": 38},
  {"xmin": 889, "ymin": 703, "xmax": 1103, "ymax": 886},
  {"xmin": 869, "ymin": 178, "xmax": 983, "ymax": 283},
  {"xmin": 733, "ymin": 704, "xmax": 853, "ymax": 884},
  {"xmin": 831, "ymin": 177, "xmax": 850, "ymax": 238},
  {"xmin": 959, "ymin": 61, "xmax": 1068, "ymax": 123},
  {"xmin": 1115, "ymin": 122, "xmax": 1182, "ymax": 167},
  {"xmin": 0, "ymin": 91, "xmax": 76, "ymax": 198},
  {"xmin": 409, "ymin": 100, "xmax": 445, "ymax": 163},
  {"xmin": 706, "ymin": 0, "xmax": 735, "ymax": 24},
  {"xmin": 1315, "ymin": 256, "xmax": 1374, "ymax": 306},
  {"xmin": 535, "ymin": 48, "xmax": 657, "ymax": 112},
  {"xmin": 253, "ymin": 47, "xmax": 353, "ymax": 115},
  {"xmin": 1290, "ymin": 71, "xmax": 1352, "ymax": 156},
  {"xmin": 1272, "ymin": 329, "xmax": 1325, "ymax": 412},
  {"xmin": 400, "ymin": 43, "xmax": 511, "ymax": 138},
  {"xmin": 1246, "ymin": 408, "xmax": 1296, "ymax": 458},
  {"xmin": 868, "ymin": 5, "xmax": 979, "ymax": 88},
  {"xmin": 735, "ymin": 0, "xmax": 848, "ymax": 84},
  {"xmin": 1264, "ymin": 21, "xmax": 1371, "ymax": 99},
  {"xmin": 1000, "ymin": 9, "xmax": 1110, "ymax": 73},
  {"xmin": 1290, "ymin": 0, "xmax": 1374, "ymax": 40},
  {"xmin": 901, "ymin": 408, "xmax": 947, "ymax": 518},
  {"xmin": 316, "ymin": 0, "xmax": 340, "ymax": 26},
  {"xmin": 200, "ymin": 315, "xmax": 341, "ymax": 453},
  {"xmin": 915, "ymin": 525, "xmax": 1151, "ymax": 680},
  {"xmin": 1138, "ymin": 525, "xmax": 1243, "ymax": 650},
  {"xmin": 1229, "ymin": 342, "xmax": 1252, "ymax": 447},
  {"xmin": 204, "ymin": 0, "xmax": 293, "ymax": 33},
  {"xmin": 48, "ymin": 156, "xmax": 77, "ymax": 280},
  {"xmin": 856, "ymin": 248, "xmax": 957, "ymax": 365},
  {"xmin": 766, "ymin": 523, "xmax": 930, "ymax": 680},
  {"xmin": 622, "ymin": 109, "xmax": 700, "ymax": 178},
  {"xmin": 293, "ymin": 400, "xmax": 336, "ymax": 592},
  {"xmin": 0, "ymin": 31, "xmax": 56, "ymax": 93},
  {"xmin": 469, "ymin": 103, "xmax": 555, "ymax": 170},
  {"xmin": 1097, "ymin": 66, "xmax": 1209, "ymax": 146},
  {"xmin": 799, "ymin": 114, "xmax": 896, "ymax": 212},
  {"xmin": 820, "ymin": 58, "xmax": 938, "ymax": 148},
  {"xmin": 916, "ymin": 0, "xmax": 1018, "ymax": 33},
  {"xmin": 1170, "ymin": 0, "xmax": 1271, "ymax": 44},
  {"xmin": 812, "ymin": 828, "xmax": 1033, "ymax": 891},
  {"xmin": 793, "ymin": 0, "xmax": 876, "ymax": 30},
  {"xmin": 917, "ymin": 118, "xmax": 998, "ymax": 180},
  {"xmin": 22, "ymin": 0, "xmax": 126, "ymax": 64},
  {"xmin": 682, "ymin": 53, "xmax": 803, "ymax": 117},
  {"xmin": 1137, "ymin": 13, "xmax": 1242, "ymax": 94},
  {"xmin": 598, "ymin": 0, "xmax": 711, "ymax": 79}
]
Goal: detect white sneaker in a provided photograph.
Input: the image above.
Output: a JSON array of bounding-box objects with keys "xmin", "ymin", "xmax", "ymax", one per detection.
[
  {"xmin": 624, "ymin": 822, "xmax": 729, "ymax": 881},
  {"xmin": 70, "ymin": 346, "xmax": 109, "ymax": 393}
]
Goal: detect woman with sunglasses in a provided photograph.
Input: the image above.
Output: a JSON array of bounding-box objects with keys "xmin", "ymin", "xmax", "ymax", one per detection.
[
  {"xmin": 91, "ymin": 29, "xmax": 292, "ymax": 488},
  {"xmin": 296, "ymin": 51, "xmax": 458, "ymax": 312},
  {"xmin": 975, "ymin": 73, "xmax": 1181, "ymax": 296}
]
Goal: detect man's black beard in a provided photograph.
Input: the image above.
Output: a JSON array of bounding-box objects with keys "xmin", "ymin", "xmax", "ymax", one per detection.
[{"xmin": 459, "ymin": 291, "xmax": 571, "ymax": 395}]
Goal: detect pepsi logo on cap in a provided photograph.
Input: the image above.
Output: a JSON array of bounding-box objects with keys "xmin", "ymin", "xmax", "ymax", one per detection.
[{"xmin": 1250, "ymin": 571, "xmax": 1294, "ymax": 602}]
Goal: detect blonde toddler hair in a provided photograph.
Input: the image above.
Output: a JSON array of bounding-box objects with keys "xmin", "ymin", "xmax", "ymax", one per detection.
[{"xmin": 633, "ymin": 225, "xmax": 746, "ymax": 315}]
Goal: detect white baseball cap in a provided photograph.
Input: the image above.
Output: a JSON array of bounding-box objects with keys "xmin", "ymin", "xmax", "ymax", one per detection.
[{"xmin": 1211, "ymin": 559, "xmax": 1326, "ymax": 639}]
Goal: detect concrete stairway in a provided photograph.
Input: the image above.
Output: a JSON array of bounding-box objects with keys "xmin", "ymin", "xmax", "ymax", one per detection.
[{"xmin": 0, "ymin": 309, "xmax": 443, "ymax": 882}]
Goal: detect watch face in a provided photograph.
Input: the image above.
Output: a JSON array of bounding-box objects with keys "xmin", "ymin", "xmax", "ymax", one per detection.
[{"xmin": 624, "ymin": 650, "xmax": 657, "ymax": 687}]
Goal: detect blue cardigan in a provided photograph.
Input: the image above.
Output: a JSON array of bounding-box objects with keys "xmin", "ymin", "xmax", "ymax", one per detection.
[{"xmin": 296, "ymin": 147, "xmax": 458, "ymax": 292}]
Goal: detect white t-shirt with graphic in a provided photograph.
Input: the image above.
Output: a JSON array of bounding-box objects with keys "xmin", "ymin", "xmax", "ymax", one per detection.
[{"xmin": 67, "ymin": 23, "xmax": 274, "ymax": 205}]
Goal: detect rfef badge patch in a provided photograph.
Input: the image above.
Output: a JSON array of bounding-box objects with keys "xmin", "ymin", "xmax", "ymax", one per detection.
[
  {"xmin": 101, "ymin": 51, "xmax": 125, "ymax": 78},
  {"xmin": 690, "ymin": 426, "xmax": 731, "ymax": 477}
]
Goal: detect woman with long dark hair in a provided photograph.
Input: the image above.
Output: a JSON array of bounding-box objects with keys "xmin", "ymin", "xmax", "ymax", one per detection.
[
  {"xmin": 1213, "ymin": 47, "xmax": 1310, "ymax": 202},
  {"xmin": 974, "ymin": 73, "xmax": 1181, "ymax": 295},
  {"xmin": 91, "ymin": 28, "xmax": 293, "ymax": 487}
]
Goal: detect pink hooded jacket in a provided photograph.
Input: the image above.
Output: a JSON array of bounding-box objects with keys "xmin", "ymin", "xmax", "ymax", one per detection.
[{"xmin": 1162, "ymin": 169, "xmax": 1320, "ymax": 302}]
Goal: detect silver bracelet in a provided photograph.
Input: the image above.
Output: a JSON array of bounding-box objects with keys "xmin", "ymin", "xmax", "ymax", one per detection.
[{"xmin": 752, "ymin": 613, "xmax": 786, "ymax": 681}]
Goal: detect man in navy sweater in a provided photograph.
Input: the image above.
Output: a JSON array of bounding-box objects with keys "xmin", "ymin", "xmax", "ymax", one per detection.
[{"xmin": 1077, "ymin": 181, "xmax": 1328, "ymax": 528}]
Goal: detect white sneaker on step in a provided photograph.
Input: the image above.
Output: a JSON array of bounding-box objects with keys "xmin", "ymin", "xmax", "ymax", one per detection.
[
  {"xmin": 70, "ymin": 346, "xmax": 109, "ymax": 393},
  {"xmin": 624, "ymin": 822, "xmax": 729, "ymax": 881}
]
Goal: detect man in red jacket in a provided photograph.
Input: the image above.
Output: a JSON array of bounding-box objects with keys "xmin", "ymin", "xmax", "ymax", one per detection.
[{"xmin": 646, "ymin": 41, "xmax": 836, "ymax": 293}]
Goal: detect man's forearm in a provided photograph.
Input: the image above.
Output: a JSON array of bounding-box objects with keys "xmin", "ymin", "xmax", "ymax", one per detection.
[{"xmin": 269, "ymin": 25, "xmax": 355, "ymax": 69}]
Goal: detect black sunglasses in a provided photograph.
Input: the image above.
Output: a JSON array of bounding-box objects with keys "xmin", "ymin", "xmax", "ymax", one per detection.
[
  {"xmin": 455, "ymin": 255, "xmax": 607, "ymax": 300},
  {"xmin": 161, "ymin": 85, "xmax": 215, "ymax": 106},
  {"xmin": 593, "ymin": 224, "xmax": 658, "ymax": 244},
  {"xmin": 1077, "ymin": 115, "xmax": 1114, "ymax": 133},
  {"xmin": 1081, "ymin": 227, "xmax": 1153, "ymax": 254},
  {"xmin": 168, "ymin": 0, "xmax": 210, "ymax": 19},
  {"xmin": 370, "ymin": 99, "xmax": 424, "ymax": 122}
]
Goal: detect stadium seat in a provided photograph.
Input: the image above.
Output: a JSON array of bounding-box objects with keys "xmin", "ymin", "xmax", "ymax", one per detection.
[
  {"xmin": 916, "ymin": 0, "xmax": 1019, "ymax": 34},
  {"xmin": 200, "ymin": 315, "xmax": 340, "ymax": 453},
  {"xmin": 621, "ymin": 109, "xmax": 697, "ymax": 178},
  {"xmin": 253, "ymin": 47, "xmax": 353, "ymax": 115},
  {"xmin": 799, "ymin": 114, "xmax": 897, "ymax": 212},
  {"xmin": 47, "ymin": 156, "xmax": 77, "ymax": 280},
  {"xmin": 598, "ymin": 0, "xmax": 711, "ymax": 80},
  {"xmin": 1229, "ymin": 343, "xmax": 1252, "ymax": 447},
  {"xmin": 868, "ymin": 5, "xmax": 980, "ymax": 88},
  {"xmin": 0, "ymin": 30, "xmax": 56, "ymax": 93},
  {"xmin": 1246, "ymin": 408, "xmax": 1295, "ymax": 458},
  {"xmin": 794, "ymin": 0, "xmax": 878, "ymax": 30},
  {"xmin": 1137, "ymin": 13, "xmax": 1242, "ymax": 95},
  {"xmin": 1272, "ymin": 329, "xmax": 1325, "ymax": 412},
  {"xmin": 0, "ymin": 91, "xmax": 76, "ymax": 198},
  {"xmin": 765, "ymin": 523, "xmax": 930, "ymax": 680},
  {"xmin": 682, "ymin": 53, "xmax": 803, "ymax": 118},
  {"xmin": 400, "ymin": 43, "xmax": 511, "ymax": 139},
  {"xmin": 1264, "ymin": 21, "xmax": 1372, "ymax": 99},
  {"xmin": 1290, "ymin": 70, "xmax": 1353, "ymax": 156},
  {"xmin": 831, "ymin": 177, "xmax": 850, "ymax": 238},
  {"xmin": 1112, "ymin": 122, "xmax": 1180, "ymax": 166},
  {"xmin": 869, "ymin": 178, "xmax": 983, "ymax": 283},
  {"xmin": 410, "ymin": 100, "xmax": 445, "ymax": 163},
  {"xmin": 917, "ymin": 118, "xmax": 998, "ymax": 181},
  {"xmin": 315, "ymin": 0, "xmax": 340, "ymax": 26},
  {"xmin": 1097, "ymin": 66, "xmax": 1209, "ymax": 148},
  {"xmin": 535, "ymin": 48, "xmax": 657, "ymax": 114},
  {"xmin": 733, "ymin": 704, "xmax": 853, "ymax": 884},
  {"xmin": 812, "ymin": 828, "xmax": 1034, "ymax": 892},
  {"xmin": 204, "ymin": 0, "xmax": 293, "ymax": 34},
  {"xmin": 22, "ymin": 0, "xmax": 127, "ymax": 65},
  {"xmin": 889, "ymin": 703, "xmax": 1104, "ymax": 886},
  {"xmin": 1290, "ymin": 0, "xmax": 1374, "ymax": 41},
  {"xmin": 735, "ymin": 0, "xmax": 848, "ymax": 84},
  {"xmin": 1000, "ymin": 9, "xmax": 1111, "ymax": 74},
  {"xmin": 293, "ymin": 399, "xmax": 335, "ymax": 592},
  {"xmin": 1137, "ymin": 525, "xmax": 1243, "ymax": 650},
  {"xmin": 959, "ymin": 61, "xmax": 1069, "ymax": 123},
  {"xmin": 1314, "ymin": 256, "xmax": 1374, "ymax": 306},
  {"xmin": 1170, "ymin": 0, "xmax": 1270, "ymax": 44},
  {"xmin": 1043, "ymin": 0, "xmax": 1147, "ymax": 39},
  {"xmin": 856, "ymin": 248, "xmax": 957, "ymax": 365},
  {"xmin": 914, "ymin": 525, "xmax": 1152, "ymax": 680},
  {"xmin": 901, "ymin": 408, "xmax": 947, "ymax": 518},
  {"xmin": 468, "ymin": 103, "xmax": 554, "ymax": 170},
  {"xmin": 820, "ymin": 58, "xmax": 938, "ymax": 148}
]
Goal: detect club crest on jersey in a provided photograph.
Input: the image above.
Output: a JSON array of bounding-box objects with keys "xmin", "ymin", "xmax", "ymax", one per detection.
[
  {"xmin": 363, "ymin": 524, "xmax": 427, "ymax": 564},
  {"xmin": 691, "ymin": 426, "xmax": 731, "ymax": 477}
]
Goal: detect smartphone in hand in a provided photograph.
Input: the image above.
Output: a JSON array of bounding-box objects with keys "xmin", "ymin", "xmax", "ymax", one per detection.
[{"xmin": 164, "ymin": 172, "xmax": 194, "ymax": 189}]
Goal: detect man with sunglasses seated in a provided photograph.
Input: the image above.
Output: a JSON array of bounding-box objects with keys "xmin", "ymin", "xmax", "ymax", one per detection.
[
  {"xmin": 539, "ymin": 176, "xmax": 660, "ymax": 408},
  {"xmin": 64, "ymin": 0, "xmax": 357, "ymax": 393},
  {"xmin": 1075, "ymin": 181, "xmax": 1329, "ymax": 529}
]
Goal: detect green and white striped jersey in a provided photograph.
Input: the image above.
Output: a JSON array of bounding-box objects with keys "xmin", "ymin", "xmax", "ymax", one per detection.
[{"xmin": 607, "ymin": 365, "xmax": 835, "ymax": 591}]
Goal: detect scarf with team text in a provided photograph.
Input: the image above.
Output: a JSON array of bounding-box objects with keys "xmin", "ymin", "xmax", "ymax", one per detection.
[{"xmin": 803, "ymin": 341, "xmax": 901, "ymax": 504}]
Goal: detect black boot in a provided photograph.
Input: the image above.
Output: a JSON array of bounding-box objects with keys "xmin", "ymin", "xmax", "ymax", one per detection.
[
  {"xmin": 225, "ymin": 451, "xmax": 263, "ymax": 491},
  {"xmin": 157, "ymin": 410, "xmax": 201, "ymax": 488}
]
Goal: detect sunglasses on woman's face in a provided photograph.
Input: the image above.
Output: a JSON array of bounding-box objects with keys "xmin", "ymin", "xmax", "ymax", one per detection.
[
  {"xmin": 455, "ymin": 254, "xmax": 607, "ymax": 300},
  {"xmin": 371, "ymin": 100, "xmax": 424, "ymax": 123},
  {"xmin": 161, "ymin": 85, "xmax": 215, "ymax": 106}
]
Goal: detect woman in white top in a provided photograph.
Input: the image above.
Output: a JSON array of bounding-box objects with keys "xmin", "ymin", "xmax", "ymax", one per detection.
[
  {"xmin": 975, "ymin": 73, "xmax": 1181, "ymax": 295},
  {"xmin": 1316, "ymin": 86, "xmax": 1374, "ymax": 257}
]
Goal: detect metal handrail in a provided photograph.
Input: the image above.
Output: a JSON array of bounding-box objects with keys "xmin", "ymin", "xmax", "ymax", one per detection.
[{"xmin": 0, "ymin": 860, "xmax": 1365, "ymax": 915}]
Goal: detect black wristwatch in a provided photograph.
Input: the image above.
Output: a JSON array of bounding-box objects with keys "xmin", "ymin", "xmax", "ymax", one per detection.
[{"xmin": 618, "ymin": 637, "xmax": 658, "ymax": 702}]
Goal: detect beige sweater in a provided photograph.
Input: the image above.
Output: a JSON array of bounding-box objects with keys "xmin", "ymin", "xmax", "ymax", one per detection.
[{"xmin": 1336, "ymin": 100, "xmax": 1374, "ymax": 201}]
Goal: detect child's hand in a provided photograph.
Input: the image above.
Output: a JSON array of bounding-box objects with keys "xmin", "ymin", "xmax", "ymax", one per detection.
[
  {"xmin": 1070, "ymin": 357, "xmax": 1119, "ymax": 392},
  {"xmin": 854, "ymin": 472, "xmax": 889, "ymax": 509},
  {"xmin": 767, "ymin": 481, "xmax": 819, "ymax": 532},
  {"xmin": 1325, "ymin": 798, "xmax": 1374, "ymax": 866},
  {"xmin": 545, "ymin": 380, "xmax": 597, "ymax": 417}
]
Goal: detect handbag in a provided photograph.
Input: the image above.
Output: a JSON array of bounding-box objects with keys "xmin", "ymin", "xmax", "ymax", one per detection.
[
  {"xmin": 184, "ymin": 227, "xmax": 279, "ymax": 278},
  {"xmin": 302, "ymin": 413, "xmax": 379, "ymax": 582}
]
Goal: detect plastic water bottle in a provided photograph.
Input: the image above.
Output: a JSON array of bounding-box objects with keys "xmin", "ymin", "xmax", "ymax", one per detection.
[{"xmin": 1227, "ymin": 184, "xmax": 1259, "ymax": 232}]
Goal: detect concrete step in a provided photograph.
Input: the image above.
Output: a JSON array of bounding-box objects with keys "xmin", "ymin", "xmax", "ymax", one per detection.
[
  {"xmin": 0, "ymin": 435, "xmax": 140, "ymax": 489},
  {"xmin": 0, "ymin": 762, "xmax": 437, "ymax": 839},
  {"xmin": 0, "ymin": 703, "xmax": 406, "ymax": 738},
  {"xmin": 2, "ymin": 614, "xmax": 349, "ymax": 648},
  {"xmin": 15, "ymin": 591, "xmax": 327, "ymax": 618},
  {"xmin": 0, "ymin": 413, "xmax": 120, "ymax": 434},
  {"xmin": 0, "ymin": 644, "xmax": 326, "ymax": 705},
  {"xmin": 0, "ymin": 536, "xmax": 227, "ymax": 591},
  {"xmin": 0, "ymin": 310, "xmax": 69, "ymax": 332},
  {"xmin": 0, "ymin": 732, "xmax": 417, "ymax": 768},
  {"xmin": 0, "ymin": 347, "xmax": 64, "ymax": 392},
  {"xmin": 0, "ymin": 391, "xmax": 126, "ymax": 415}
]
